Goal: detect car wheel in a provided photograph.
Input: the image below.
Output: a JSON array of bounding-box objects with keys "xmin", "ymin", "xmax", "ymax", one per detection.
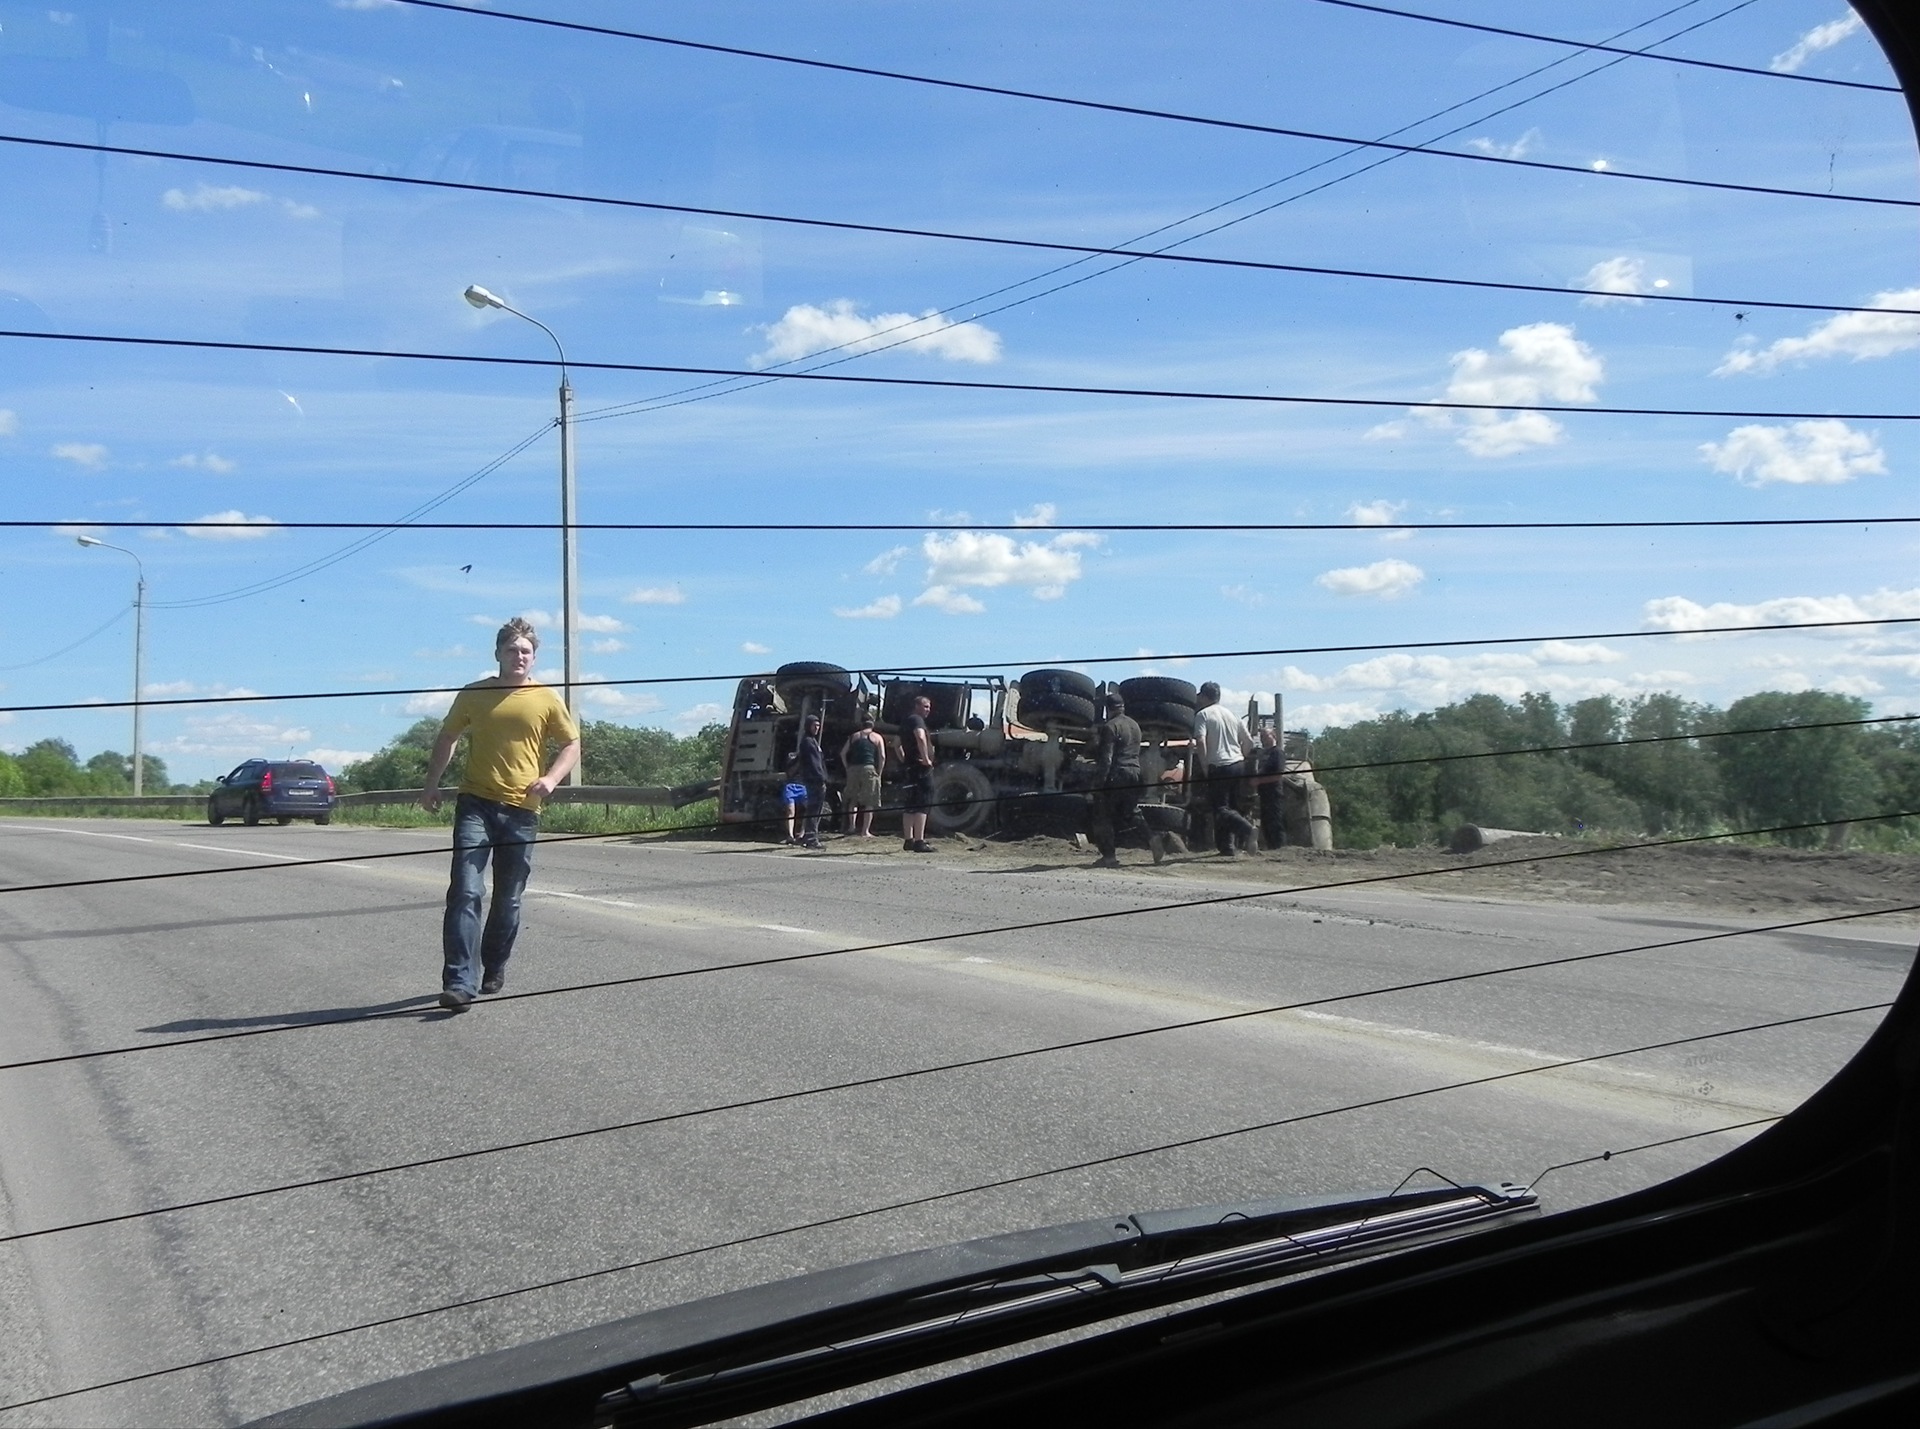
[
  {"xmin": 242, "ymin": 796, "xmax": 261, "ymax": 826},
  {"xmin": 207, "ymin": 800, "xmax": 225, "ymax": 827},
  {"xmin": 314, "ymin": 814, "xmax": 331, "ymax": 826},
  {"xmin": 276, "ymin": 816, "xmax": 294, "ymax": 826}
]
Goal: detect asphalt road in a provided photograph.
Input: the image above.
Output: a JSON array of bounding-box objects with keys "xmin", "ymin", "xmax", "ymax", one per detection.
[{"xmin": 0, "ymin": 817, "xmax": 1912, "ymax": 1426}]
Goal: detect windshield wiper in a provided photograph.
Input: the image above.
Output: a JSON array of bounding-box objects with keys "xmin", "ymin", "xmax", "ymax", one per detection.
[{"xmin": 253, "ymin": 1181, "xmax": 1535, "ymax": 1429}]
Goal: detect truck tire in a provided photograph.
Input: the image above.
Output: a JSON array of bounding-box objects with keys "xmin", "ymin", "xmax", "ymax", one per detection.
[
  {"xmin": 1019, "ymin": 668, "xmax": 1097, "ymax": 702},
  {"xmin": 1128, "ymin": 699, "xmax": 1198, "ymax": 735},
  {"xmin": 926, "ymin": 762, "xmax": 996, "ymax": 837},
  {"xmin": 774, "ymin": 661, "xmax": 852, "ymax": 697},
  {"xmin": 1141, "ymin": 803, "xmax": 1188, "ymax": 834},
  {"xmin": 1118, "ymin": 676, "xmax": 1197, "ymax": 709},
  {"xmin": 1018, "ymin": 691, "xmax": 1097, "ymax": 728},
  {"xmin": 1002, "ymin": 789, "xmax": 1090, "ymax": 837}
]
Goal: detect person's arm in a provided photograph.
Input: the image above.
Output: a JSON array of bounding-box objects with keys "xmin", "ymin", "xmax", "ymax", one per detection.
[
  {"xmin": 527, "ymin": 738, "xmax": 581, "ymax": 804},
  {"xmin": 839, "ymin": 733, "xmax": 854, "ymax": 770},
  {"xmin": 420, "ymin": 725, "xmax": 462, "ymax": 811},
  {"xmin": 914, "ymin": 726, "xmax": 933, "ymax": 766},
  {"xmin": 873, "ymin": 734, "xmax": 887, "ymax": 776}
]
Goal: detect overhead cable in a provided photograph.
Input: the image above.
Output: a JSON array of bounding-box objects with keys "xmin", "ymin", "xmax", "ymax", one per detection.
[
  {"xmin": 1523, "ymin": 1115, "xmax": 1785, "ymax": 1193},
  {"xmin": 16, "ymin": 516, "xmax": 1920, "ymax": 534},
  {"xmin": 380, "ymin": 0, "xmax": 1905, "ymax": 180},
  {"xmin": 0, "ymin": 1001, "xmax": 1884, "ymax": 1413},
  {"xmin": 2, "ymin": 903, "xmax": 1907, "ymax": 1247},
  {"xmin": 6, "ymin": 615, "xmax": 1916, "ymax": 717},
  {"xmin": 3, "ymin": 808, "xmax": 1911, "ymax": 1068},
  {"xmin": 1305, "ymin": 0, "xmax": 1899, "ymax": 92},
  {"xmin": 7, "ymin": 329, "xmax": 1920, "ymax": 434}
]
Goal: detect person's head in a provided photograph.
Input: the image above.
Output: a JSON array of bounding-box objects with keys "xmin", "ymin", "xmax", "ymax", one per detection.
[
  {"xmin": 859, "ymin": 713, "xmax": 875, "ymax": 731},
  {"xmin": 913, "ymin": 694, "xmax": 932, "ymax": 715},
  {"xmin": 1260, "ymin": 726, "xmax": 1278, "ymax": 747},
  {"xmin": 1105, "ymin": 692, "xmax": 1127, "ymax": 717},
  {"xmin": 495, "ymin": 617, "xmax": 538, "ymax": 679},
  {"xmin": 1198, "ymin": 681, "xmax": 1221, "ymax": 708},
  {"xmin": 804, "ymin": 714, "xmax": 821, "ymax": 736}
]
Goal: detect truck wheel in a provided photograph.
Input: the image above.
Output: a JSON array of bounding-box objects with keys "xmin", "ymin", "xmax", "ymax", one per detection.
[
  {"xmin": 774, "ymin": 661, "xmax": 852, "ymax": 698},
  {"xmin": 927, "ymin": 763, "xmax": 996, "ymax": 836},
  {"xmin": 1018, "ymin": 691, "xmax": 1096, "ymax": 728},
  {"xmin": 207, "ymin": 801, "xmax": 225, "ymax": 827},
  {"xmin": 1119, "ymin": 676, "xmax": 1198, "ymax": 709},
  {"xmin": 1019, "ymin": 668, "xmax": 1097, "ymax": 702},
  {"xmin": 1129, "ymin": 699, "xmax": 1198, "ymax": 735},
  {"xmin": 242, "ymin": 797, "xmax": 261, "ymax": 826}
]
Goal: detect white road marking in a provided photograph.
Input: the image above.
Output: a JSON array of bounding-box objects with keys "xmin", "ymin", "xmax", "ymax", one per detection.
[
  {"xmin": 758, "ymin": 923, "xmax": 818, "ymax": 936},
  {"xmin": 534, "ymin": 889, "xmax": 641, "ymax": 909}
]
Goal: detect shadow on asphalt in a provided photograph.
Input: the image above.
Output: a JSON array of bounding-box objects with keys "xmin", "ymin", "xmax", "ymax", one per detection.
[{"xmin": 140, "ymin": 994, "xmax": 443, "ymax": 1034}]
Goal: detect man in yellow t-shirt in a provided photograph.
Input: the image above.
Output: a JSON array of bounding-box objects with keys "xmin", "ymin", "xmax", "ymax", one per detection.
[{"xmin": 421, "ymin": 617, "xmax": 581, "ymax": 1011}]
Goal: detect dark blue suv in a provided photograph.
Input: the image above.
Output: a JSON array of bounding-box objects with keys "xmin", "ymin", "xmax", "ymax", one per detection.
[{"xmin": 208, "ymin": 759, "xmax": 337, "ymax": 826}]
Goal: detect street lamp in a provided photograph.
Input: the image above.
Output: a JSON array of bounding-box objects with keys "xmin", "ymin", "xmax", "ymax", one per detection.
[
  {"xmin": 76, "ymin": 535, "xmax": 147, "ymax": 796},
  {"xmin": 464, "ymin": 283, "xmax": 581, "ymax": 786}
]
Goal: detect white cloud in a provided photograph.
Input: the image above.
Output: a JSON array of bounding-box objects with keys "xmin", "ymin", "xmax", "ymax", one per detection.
[
  {"xmin": 919, "ymin": 529, "xmax": 1101, "ymax": 602},
  {"xmin": 0, "ymin": 410, "xmax": 17, "ymax": 437},
  {"xmin": 1348, "ymin": 499, "xmax": 1405, "ymax": 527},
  {"xmin": 1012, "ymin": 503, "xmax": 1057, "ymax": 528},
  {"xmin": 169, "ymin": 452, "xmax": 238, "ymax": 473},
  {"xmin": 927, "ymin": 508, "xmax": 974, "ymax": 524},
  {"xmin": 1466, "ymin": 127, "xmax": 1541, "ymax": 160},
  {"xmin": 1715, "ymin": 288, "xmax": 1920, "ymax": 375},
  {"xmin": 1315, "ymin": 558, "xmax": 1425, "ymax": 599},
  {"xmin": 754, "ymin": 300, "xmax": 1001, "ymax": 366},
  {"xmin": 1277, "ymin": 652, "xmax": 1694, "ymax": 715},
  {"xmin": 304, "ymin": 747, "xmax": 373, "ymax": 768},
  {"xmin": 671, "ymin": 702, "xmax": 728, "ymax": 733},
  {"xmin": 741, "ymin": 641, "xmax": 772, "ymax": 655},
  {"xmin": 520, "ymin": 608, "xmax": 627, "ymax": 632},
  {"xmin": 181, "ymin": 510, "xmax": 278, "ymax": 540},
  {"xmin": 51, "ymin": 442, "xmax": 108, "ymax": 470},
  {"xmin": 834, "ymin": 594, "xmax": 903, "ymax": 619},
  {"xmin": 1578, "ymin": 256, "xmax": 1649, "ymax": 306},
  {"xmin": 580, "ymin": 677, "xmax": 666, "ymax": 716},
  {"xmin": 1700, "ymin": 420, "xmax": 1886, "ymax": 486},
  {"xmin": 1374, "ymin": 322, "xmax": 1602, "ymax": 459},
  {"xmin": 623, "ymin": 585, "xmax": 686, "ymax": 606},
  {"xmin": 162, "ymin": 183, "xmax": 320, "ymax": 220},
  {"xmin": 403, "ymin": 690, "xmax": 459, "ymax": 716},
  {"xmin": 333, "ymin": 0, "xmax": 399, "ymax": 9},
  {"xmin": 1644, "ymin": 587, "xmax": 1920, "ymax": 634},
  {"xmin": 1535, "ymin": 641, "xmax": 1625, "ymax": 665},
  {"xmin": 151, "ymin": 710, "xmax": 315, "ymax": 758},
  {"xmin": 863, "ymin": 546, "xmax": 911, "ymax": 576},
  {"xmin": 1771, "ymin": 12, "xmax": 1864, "ymax": 72},
  {"xmin": 1221, "ymin": 584, "xmax": 1266, "ymax": 607},
  {"xmin": 913, "ymin": 585, "xmax": 988, "ymax": 615},
  {"xmin": 590, "ymin": 638, "xmax": 627, "ymax": 654}
]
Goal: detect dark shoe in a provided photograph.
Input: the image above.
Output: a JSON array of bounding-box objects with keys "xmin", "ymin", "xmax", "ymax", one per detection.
[
  {"xmin": 438, "ymin": 989, "xmax": 473, "ymax": 1013},
  {"xmin": 909, "ymin": 840, "xmax": 937, "ymax": 853},
  {"xmin": 801, "ymin": 838, "xmax": 823, "ymax": 850},
  {"xmin": 480, "ymin": 972, "xmax": 505, "ymax": 995},
  {"xmin": 1094, "ymin": 854, "xmax": 1120, "ymax": 868}
]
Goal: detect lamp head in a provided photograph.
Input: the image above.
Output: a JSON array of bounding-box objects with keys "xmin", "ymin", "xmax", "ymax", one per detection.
[
  {"xmin": 76, "ymin": 535, "xmax": 103, "ymax": 547},
  {"xmin": 463, "ymin": 284, "xmax": 505, "ymax": 311}
]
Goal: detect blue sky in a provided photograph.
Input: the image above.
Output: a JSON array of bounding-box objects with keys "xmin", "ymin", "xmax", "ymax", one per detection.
[{"xmin": 1, "ymin": 0, "xmax": 1915, "ymax": 780}]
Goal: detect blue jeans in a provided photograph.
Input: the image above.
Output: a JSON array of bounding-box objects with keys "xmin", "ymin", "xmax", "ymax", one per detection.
[{"xmin": 442, "ymin": 793, "xmax": 538, "ymax": 995}]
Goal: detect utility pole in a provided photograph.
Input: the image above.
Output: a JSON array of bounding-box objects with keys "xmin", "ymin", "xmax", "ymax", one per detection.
[{"xmin": 559, "ymin": 372, "xmax": 581, "ymax": 785}]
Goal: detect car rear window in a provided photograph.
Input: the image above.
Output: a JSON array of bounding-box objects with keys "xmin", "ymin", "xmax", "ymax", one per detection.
[{"xmin": 271, "ymin": 762, "xmax": 328, "ymax": 779}]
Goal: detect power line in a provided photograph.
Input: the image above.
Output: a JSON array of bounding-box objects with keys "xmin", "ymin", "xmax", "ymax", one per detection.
[
  {"xmin": 7, "ymin": 135, "xmax": 1915, "ymax": 312},
  {"xmin": 16, "ymin": 516, "xmax": 1920, "ymax": 534},
  {"xmin": 0, "ymin": 1000, "xmax": 1883, "ymax": 1413},
  {"xmin": 0, "ymin": 603, "xmax": 129, "ymax": 672},
  {"xmin": 6, "ymin": 615, "xmax": 1917, "ymax": 717},
  {"xmin": 1523, "ymin": 1115, "xmax": 1785, "ymax": 1193},
  {"xmin": 1304, "ymin": 0, "xmax": 1900, "ymax": 92},
  {"xmin": 382, "ymin": 0, "xmax": 1907, "ymax": 163},
  {"xmin": 10, "ymin": 328, "xmax": 1918, "ymax": 425},
  {"xmin": 3, "ymin": 807, "xmax": 1911, "ymax": 1070},
  {"xmin": 3, "ymin": 902, "xmax": 1906, "ymax": 1247}
]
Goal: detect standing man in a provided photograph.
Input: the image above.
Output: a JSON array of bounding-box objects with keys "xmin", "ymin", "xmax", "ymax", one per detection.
[
  {"xmin": 1253, "ymin": 726, "xmax": 1288, "ymax": 851},
  {"xmin": 840, "ymin": 712, "xmax": 886, "ymax": 838},
  {"xmin": 899, "ymin": 692, "xmax": 936, "ymax": 853},
  {"xmin": 1091, "ymin": 690, "xmax": 1163, "ymax": 867},
  {"xmin": 791, "ymin": 713, "xmax": 828, "ymax": 850},
  {"xmin": 421, "ymin": 617, "xmax": 581, "ymax": 1012},
  {"xmin": 1192, "ymin": 681, "xmax": 1257, "ymax": 857}
]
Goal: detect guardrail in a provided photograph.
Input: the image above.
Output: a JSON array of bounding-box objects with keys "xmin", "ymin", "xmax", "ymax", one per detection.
[{"xmin": 0, "ymin": 782, "xmax": 720, "ymax": 814}]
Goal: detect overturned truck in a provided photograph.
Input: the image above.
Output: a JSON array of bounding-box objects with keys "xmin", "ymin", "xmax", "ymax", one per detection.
[{"xmin": 719, "ymin": 662, "xmax": 1333, "ymax": 849}]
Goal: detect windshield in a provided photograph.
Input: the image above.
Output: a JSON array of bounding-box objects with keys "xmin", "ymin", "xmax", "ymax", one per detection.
[{"xmin": 0, "ymin": 2, "xmax": 1915, "ymax": 1423}]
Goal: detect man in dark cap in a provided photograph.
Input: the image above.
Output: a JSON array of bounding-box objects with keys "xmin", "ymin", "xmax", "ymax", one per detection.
[{"xmin": 1091, "ymin": 690, "xmax": 1163, "ymax": 867}]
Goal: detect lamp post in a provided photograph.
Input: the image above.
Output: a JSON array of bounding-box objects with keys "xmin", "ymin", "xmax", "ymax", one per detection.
[
  {"xmin": 463, "ymin": 284, "xmax": 581, "ymax": 786},
  {"xmin": 76, "ymin": 535, "xmax": 147, "ymax": 795}
]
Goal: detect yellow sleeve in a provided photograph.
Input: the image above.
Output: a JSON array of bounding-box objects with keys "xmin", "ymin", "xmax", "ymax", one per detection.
[
  {"xmin": 438, "ymin": 690, "xmax": 475, "ymax": 740},
  {"xmin": 548, "ymin": 690, "xmax": 581, "ymax": 744}
]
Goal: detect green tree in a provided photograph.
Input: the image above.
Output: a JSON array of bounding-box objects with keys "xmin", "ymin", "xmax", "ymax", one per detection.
[
  {"xmin": 340, "ymin": 717, "xmax": 454, "ymax": 792},
  {"xmin": 1714, "ymin": 691, "xmax": 1879, "ymax": 845},
  {"xmin": 17, "ymin": 739, "xmax": 89, "ymax": 795},
  {"xmin": 0, "ymin": 751, "xmax": 25, "ymax": 798}
]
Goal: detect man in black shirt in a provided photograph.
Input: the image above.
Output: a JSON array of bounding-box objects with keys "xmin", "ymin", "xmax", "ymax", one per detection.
[
  {"xmin": 899, "ymin": 694, "xmax": 936, "ymax": 853},
  {"xmin": 1091, "ymin": 691, "xmax": 1162, "ymax": 867},
  {"xmin": 791, "ymin": 714, "xmax": 829, "ymax": 849}
]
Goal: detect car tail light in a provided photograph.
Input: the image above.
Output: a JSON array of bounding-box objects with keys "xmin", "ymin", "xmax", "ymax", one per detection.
[
  {"xmin": 261, "ymin": 770, "xmax": 273, "ymax": 792},
  {"xmin": 325, "ymin": 775, "xmax": 336, "ymax": 794}
]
